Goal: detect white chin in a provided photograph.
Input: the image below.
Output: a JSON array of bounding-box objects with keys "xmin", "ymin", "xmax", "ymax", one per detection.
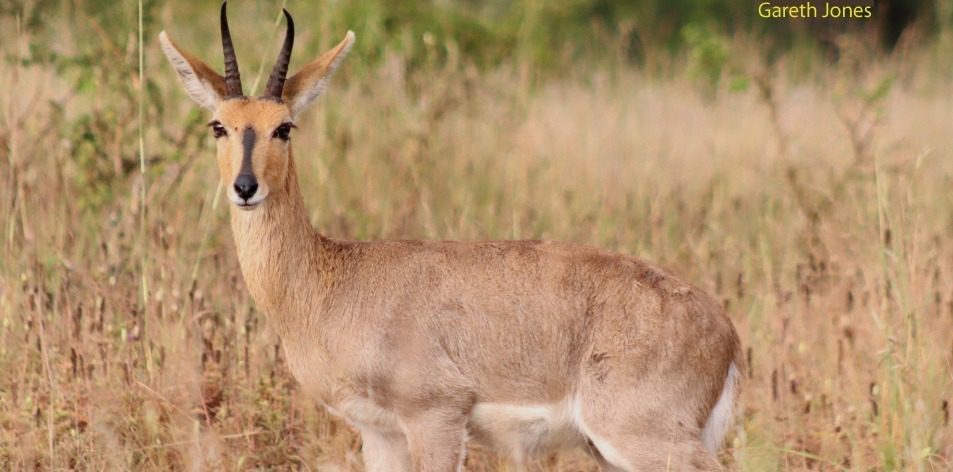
[{"xmin": 229, "ymin": 193, "xmax": 267, "ymax": 210}]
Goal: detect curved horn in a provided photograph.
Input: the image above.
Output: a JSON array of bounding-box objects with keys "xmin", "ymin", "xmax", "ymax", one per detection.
[
  {"xmin": 263, "ymin": 9, "xmax": 294, "ymax": 100},
  {"xmin": 220, "ymin": 1, "xmax": 243, "ymax": 98}
]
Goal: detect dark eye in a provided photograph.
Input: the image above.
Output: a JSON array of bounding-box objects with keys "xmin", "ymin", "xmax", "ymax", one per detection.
[
  {"xmin": 273, "ymin": 123, "xmax": 294, "ymax": 141},
  {"xmin": 209, "ymin": 121, "xmax": 227, "ymax": 139}
]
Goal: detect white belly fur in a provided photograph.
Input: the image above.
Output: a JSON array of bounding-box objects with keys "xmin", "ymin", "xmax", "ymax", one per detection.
[
  {"xmin": 326, "ymin": 397, "xmax": 405, "ymax": 433},
  {"xmin": 468, "ymin": 398, "xmax": 587, "ymax": 462},
  {"xmin": 326, "ymin": 396, "xmax": 600, "ymax": 463}
]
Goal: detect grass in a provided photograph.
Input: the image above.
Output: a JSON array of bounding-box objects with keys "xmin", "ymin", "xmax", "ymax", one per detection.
[{"xmin": 1, "ymin": 1, "xmax": 952, "ymax": 470}]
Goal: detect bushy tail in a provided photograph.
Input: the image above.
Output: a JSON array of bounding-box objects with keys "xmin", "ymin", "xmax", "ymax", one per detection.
[{"xmin": 700, "ymin": 344, "xmax": 744, "ymax": 453}]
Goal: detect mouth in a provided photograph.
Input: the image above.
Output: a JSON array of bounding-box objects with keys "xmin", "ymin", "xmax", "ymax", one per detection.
[
  {"xmin": 236, "ymin": 201, "xmax": 261, "ymax": 211},
  {"xmin": 229, "ymin": 191, "xmax": 267, "ymax": 210}
]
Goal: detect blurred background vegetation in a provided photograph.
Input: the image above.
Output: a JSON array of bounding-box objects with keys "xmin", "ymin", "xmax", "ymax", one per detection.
[
  {"xmin": 3, "ymin": 0, "xmax": 951, "ymax": 74},
  {"xmin": 4, "ymin": 0, "xmax": 950, "ymax": 212},
  {"xmin": 7, "ymin": 0, "xmax": 952, "ymax": 72},
  {"xmin": 1, "ymin": 0, "xmax": 952, "ymax": 470}
]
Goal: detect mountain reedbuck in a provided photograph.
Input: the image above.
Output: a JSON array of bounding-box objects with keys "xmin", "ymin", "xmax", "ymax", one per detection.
[{"xmin": 160, "ymin": 4, "xmax": 744, "ymax": 471}]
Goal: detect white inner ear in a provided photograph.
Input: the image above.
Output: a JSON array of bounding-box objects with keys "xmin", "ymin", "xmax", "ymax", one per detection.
[
  {"xmin": 159, "ymin": 31, "xmax": 222, "ymax": 111},
  {"xmin": 289, "ymin": 31, "xmax": 356, "ymax": 119}
]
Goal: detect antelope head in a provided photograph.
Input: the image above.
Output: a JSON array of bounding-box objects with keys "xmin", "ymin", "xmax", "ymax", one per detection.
[{"xmin": 159, "ymin": 2, "xmax": 354, "ymax": 210}]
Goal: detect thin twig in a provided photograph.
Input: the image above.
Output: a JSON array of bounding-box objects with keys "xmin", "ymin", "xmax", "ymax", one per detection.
[
  {"xmin": 132, "ymin": 430, "xmax": 266, "ymax": 452},
  {"xmin": 138, "ymin": 0, "xmax": 150, "ymax": 317},
  {"xmin": 134, "ymin": 380, "xmax": 195, "ymax": 422}
]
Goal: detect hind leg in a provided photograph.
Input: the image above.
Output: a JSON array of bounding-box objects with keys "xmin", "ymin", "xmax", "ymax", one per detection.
[
  {"xmin": 587, "ymin": 433, "xmax": 722, "ymax": 471},
  {"xmin": 574, "ymin": 375, "xmax": 727, "ymax": 471}
]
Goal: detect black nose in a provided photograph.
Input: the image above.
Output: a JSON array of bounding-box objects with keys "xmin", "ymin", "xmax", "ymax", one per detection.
[{"xmin": 233, "ymin": 174, "xmax": 258, "ymax": 201}]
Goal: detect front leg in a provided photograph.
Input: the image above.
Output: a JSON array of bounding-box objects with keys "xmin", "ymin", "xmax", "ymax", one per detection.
[
  {"xmin": 360, "ymin": 428, "xmax": 412, "ymax": 472},
  {"xmin": 403, "ymin": 409, "xmax": 469, "ymax": 472}
]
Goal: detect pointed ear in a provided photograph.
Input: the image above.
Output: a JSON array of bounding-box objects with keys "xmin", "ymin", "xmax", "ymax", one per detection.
[
  {"xmin": 159, "ymin": 31, "xmax": 226, "ymax": 111},
  {"xmin": 282, "ymin": 31, "xmax": 355, "ymax": 118}
]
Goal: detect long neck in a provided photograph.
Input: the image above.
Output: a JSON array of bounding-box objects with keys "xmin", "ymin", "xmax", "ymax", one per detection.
[{"xmin": 229, "ymin": 151, "xmax": 329, "ymax": 336}]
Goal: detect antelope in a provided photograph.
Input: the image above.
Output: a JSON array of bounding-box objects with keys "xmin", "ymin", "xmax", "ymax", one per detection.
[{"xmin": 159, "ymin": 4, "xmax": 744, "ymax": 471}]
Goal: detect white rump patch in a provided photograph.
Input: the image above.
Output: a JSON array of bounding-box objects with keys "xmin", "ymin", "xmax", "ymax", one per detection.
[{"xmin": 701, "ymin": 362, "xmax": 740, "ymax": 452}]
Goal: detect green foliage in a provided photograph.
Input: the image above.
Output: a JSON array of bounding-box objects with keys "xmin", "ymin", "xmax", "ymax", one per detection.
[
  {"xmin": 5, "ymin": 0, "xmax": 208, "ymax": 212},
  {"xmin": 681, "ymin": 22, "xmax": 729, "ymax": 91},
  {"xmin": 2, "ymin": 0, "xmax": 946, "ymax": 212}
]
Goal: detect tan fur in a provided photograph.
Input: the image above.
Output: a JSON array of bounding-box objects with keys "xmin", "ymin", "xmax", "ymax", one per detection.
[
  {"xmin": 212, "ymin": 100, "xmax": 291, "ymax": 205},
  {"xmin": 158, "ymin": 32, "xmax": 227, "ymax": 110},
  {"xmin": 161, "ymin": 27, "xmax": 744, "ymax": 472},
  {"xmin": 283, "ymin": 32, "xmax": 355, "ymax": 118}
]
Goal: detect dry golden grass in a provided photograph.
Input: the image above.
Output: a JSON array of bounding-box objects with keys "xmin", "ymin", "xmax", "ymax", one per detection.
[{"xmin": 1, "ymin": 5, "xmax": 952, "ymax": 471}]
